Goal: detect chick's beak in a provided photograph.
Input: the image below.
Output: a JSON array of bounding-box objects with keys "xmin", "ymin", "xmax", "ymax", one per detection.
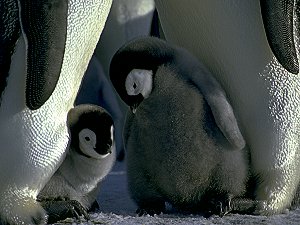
[
  {"xmin": 130, "ymin": 104, "xmax": 138, "ymax": 114},
  {"xmin": 129, "ymin": 94, "xmax": 144, "ymax": 114}
]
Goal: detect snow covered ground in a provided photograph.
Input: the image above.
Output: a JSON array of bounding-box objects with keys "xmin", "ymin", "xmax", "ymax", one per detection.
[{"xmin": 50, "ymin": 161, "xmax": 300, "ymax": 225}]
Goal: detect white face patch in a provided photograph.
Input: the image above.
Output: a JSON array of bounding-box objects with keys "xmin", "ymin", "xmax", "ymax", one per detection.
[
  {"xmin": 79, "ymin": 128, "xmax": 98, "ymax": 158},
  {"xmin": 125, "ymin": 69, "xmax": 153, "ymax": 98},
  {"xmin": 78, "ymin": 127, "xmax": 114, "ymax": 160}
]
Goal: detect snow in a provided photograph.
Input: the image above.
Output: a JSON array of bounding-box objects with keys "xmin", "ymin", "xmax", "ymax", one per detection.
[{"xmin": 49, "ymin": 161, "xmax": 300, "ymax": 225}]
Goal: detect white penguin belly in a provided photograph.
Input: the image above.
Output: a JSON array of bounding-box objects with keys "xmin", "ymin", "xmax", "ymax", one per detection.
[
  {"xmin": 0, "ymin": 0, "xmax": 112, "ymax": 223},
  {"xmin": 155, "ymin": 0, "xmax": 300, "ymax": 214}
]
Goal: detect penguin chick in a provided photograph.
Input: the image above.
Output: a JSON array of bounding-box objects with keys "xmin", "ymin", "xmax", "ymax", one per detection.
[
  {"xmin": 75, "ymin": 56, "xmax": 125, "ymax": 161},
  {"xmin": 38, "ymin": 104, "xmax": 116, "ymax": 223},
  {"xmin": 110, "ymin": 37, "xmax": 258, "ymax": 215}
]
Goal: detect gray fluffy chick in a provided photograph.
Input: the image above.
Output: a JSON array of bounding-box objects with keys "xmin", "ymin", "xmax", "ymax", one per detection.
[{"xmin": 110, "ymin": 37, "xmax": 259, "ymax": 216}]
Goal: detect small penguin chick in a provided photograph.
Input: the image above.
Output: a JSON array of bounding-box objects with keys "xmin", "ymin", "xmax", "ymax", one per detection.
[
  {"xmin": 110, "ymin": 36, "xmax": 259, "ymax": 216},
  {"xmin": 38, "ymin": 104, "xmax": 116, "ymax": 223},
  {"xmin": 110, "ymin": 36, "xmax": 245, "ymax": 150}
]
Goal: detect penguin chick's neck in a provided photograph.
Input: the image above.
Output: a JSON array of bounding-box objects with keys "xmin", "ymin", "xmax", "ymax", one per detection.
[
  {"xmin": 59, "ymin": 148, "xmax": 112, "ymax": 194},
  {"xmin": 125, "ymin": 69, "xmax": 153, "ymax": 113}
]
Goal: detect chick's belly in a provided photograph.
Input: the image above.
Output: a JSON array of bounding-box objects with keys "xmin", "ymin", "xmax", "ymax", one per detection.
[{"xmin": 138, "ymin": 114, "xmax": 216, "ymax": 198}]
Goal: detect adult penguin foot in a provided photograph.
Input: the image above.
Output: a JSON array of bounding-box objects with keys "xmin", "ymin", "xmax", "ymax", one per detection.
[
  {"xmin": 202, "ymin": 195, "xmax": 261, "ymax": 217},
  {"xmin": 40, "ymin": 198, "xmax": 89, "ymax": 224},
  {"xmin": 136, "ymin": 205, "xmax": 166, "ymax": 217}
]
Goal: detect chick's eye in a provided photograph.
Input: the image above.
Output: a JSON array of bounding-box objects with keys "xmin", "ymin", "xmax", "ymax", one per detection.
[
  {"xmin": 133, "ymin": 82, "xmax": 137, "ymax": 89},
  {"xmin": 85, "ymin": 136, "xmax": 90, "ymax": 141}
]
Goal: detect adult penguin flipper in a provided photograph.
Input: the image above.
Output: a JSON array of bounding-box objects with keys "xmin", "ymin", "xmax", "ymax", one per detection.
[
  {"xmin": 19, "ymin": 0, "xmax": 68, "ymax": 110},
  {"xmin": 260, "ymin": 0, "xmax": 299, "ymax": 74}
]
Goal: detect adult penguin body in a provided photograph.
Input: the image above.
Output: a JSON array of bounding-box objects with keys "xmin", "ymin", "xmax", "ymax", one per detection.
[
  {"xmin": 0, "ymin": 1, "xmax": 112, "ymax": 224},
  {"xmin": 154, "ymin": 0, "xmax": 300, "ymax": 215},
  {"xmin": 110, "ymin": 37, "xmax": 252, "ymax": 215},
  {"xmin": 38, "ymin": 104, "xmax": 116, "ymax": 223}
]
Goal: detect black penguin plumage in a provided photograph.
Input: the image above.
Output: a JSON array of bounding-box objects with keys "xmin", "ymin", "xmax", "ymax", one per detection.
[
  {"xmin": 260, "ymin": 0, "xmax": 299, "ymax": 74},
  {"xmin": 0, "ymin": 0, "xmax": 68, "ymax": 110},
  {"xmin": 0, "ymin": 0, "xmax": 20, "ymax": 98}
]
